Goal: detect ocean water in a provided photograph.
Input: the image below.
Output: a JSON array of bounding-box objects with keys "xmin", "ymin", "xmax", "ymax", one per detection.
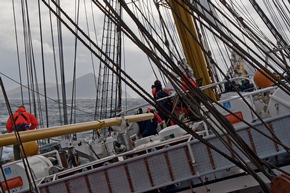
[
  {"xmin": 0, "ymin": 98, "xmax": 146, "ymax": 131},
  {"xmin": 0, "ymin": 98, "xmax": 146, "ymax": 161}
]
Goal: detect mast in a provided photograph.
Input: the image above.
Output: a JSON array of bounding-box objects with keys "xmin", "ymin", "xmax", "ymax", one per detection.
[{"xmin": 169, "ymin": 0, "xmax": 216, "ymax": 100}]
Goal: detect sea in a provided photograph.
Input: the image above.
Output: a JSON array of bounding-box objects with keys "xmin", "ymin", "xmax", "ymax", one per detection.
[{"xmin": 0, "ymin": 98, "xmax": 147, "ymax": 161}]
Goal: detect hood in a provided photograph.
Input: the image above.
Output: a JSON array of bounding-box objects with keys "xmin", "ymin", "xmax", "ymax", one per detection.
[{"xmin": 16, "ymin": 106, "xmax": 26, "ymax": 113}]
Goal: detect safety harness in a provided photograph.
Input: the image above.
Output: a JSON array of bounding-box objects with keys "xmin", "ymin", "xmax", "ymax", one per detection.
[{"xmin": 13, "ymin": 112, "xmax": 29, "ymax": 132}]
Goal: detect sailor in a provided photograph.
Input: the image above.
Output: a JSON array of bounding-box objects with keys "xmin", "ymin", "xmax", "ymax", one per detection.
[
  {"xmin": 136, "ymin": 108, "xmax": 145, "ymax": 136},
  {"xmin": 179, "ymin": 73, "xmax": 201, "ymax": 121},
  {"xmin": 147, "ymin": 107, "xmax": 162, "ymax": 123},
  {"xmin": 151, "ymin": 80, "xmax": 163, "ymax": 99},
  {"xmin": 6, "ymin": 105, "xmax": 38, "ymax": 160},
  {"xmin": 151, "ymin": 80, "xmax": 174, "ymax": 126},
  {"xmin": 143, "ymin": 108, "xmax": 159, "ymax": 137},
  {"xmin": 181, "ymin": 73, "xmax": 198, "ymax": 91},
  {"xmin": 136, "ymin": 108, "xmax": 158, "ymax": 138}
]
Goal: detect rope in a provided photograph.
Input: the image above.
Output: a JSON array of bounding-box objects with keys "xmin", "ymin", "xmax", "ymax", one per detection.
[
  {"xmin": 37, "ymin": 0, "xmax": 49, "ymax": 144},
  {"xmin": 0, "ymin": 73, "xmax": 97, "ymax": 119},
  {"xmin": 12, "ymin": 0, "xmax": 24, "ymax": 105},
  {"xmin": 8, "ymin": 0, "xmax": 289, "ymax": 191},
  {"xmin": 48, "ymin": 0, "xmax": 63, "ymax": 127},
  {"xmin": 56, "ymin": 0, "xmax": 69, "ymax": 127},
  {"xmin": 0, "ymin": 77, "xmax": 39, "ymax": 193}
]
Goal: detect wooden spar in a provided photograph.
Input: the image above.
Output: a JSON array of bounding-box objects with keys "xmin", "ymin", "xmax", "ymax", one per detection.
[
  {"xmin": 169, "ymin": 0, "xmax": 216, "ymax": 100},
  {"xmin": 0, "ymin": 113, "xmax": 154, "ymax": 146}
]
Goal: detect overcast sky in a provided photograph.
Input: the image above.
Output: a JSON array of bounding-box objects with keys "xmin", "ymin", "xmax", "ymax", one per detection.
[
  {"xmin": 0, "ymin": 1, "xmax": 289, "ymax": 99},
  {"xmin": 0, "ymin": 0, "xmax": 160, "ymax": 98}
]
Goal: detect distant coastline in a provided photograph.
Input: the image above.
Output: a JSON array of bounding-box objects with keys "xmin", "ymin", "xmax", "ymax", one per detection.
[{"xmin": 1, "ymin": 73, "xmax": 132, "ymax": 99}]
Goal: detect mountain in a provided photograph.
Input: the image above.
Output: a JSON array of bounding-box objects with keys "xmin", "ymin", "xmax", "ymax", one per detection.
[{"xmin": 4, "ymin": 73, "xmax": 132, "ymax": 99}]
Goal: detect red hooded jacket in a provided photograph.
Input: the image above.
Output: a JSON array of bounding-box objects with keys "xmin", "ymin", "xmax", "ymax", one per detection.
[
  {"xmin": 6, "ymin": 106, "xmax": 38, "ymax": 133},
  {"xmin": 181, "ymin": 74, "xmax": 197, "ymax": 91}
]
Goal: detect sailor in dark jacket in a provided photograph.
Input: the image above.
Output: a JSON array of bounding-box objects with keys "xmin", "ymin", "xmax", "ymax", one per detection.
[{"xmin": 136, "ymin": 108, "xmax": 158, "ymax": 138}]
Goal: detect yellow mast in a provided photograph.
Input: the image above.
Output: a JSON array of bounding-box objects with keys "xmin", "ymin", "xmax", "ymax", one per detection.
[
  {"xmin": 169, "ymin": 0, "xmax": 216, "ymax": 100},
  {"xmin": 0, "ymin": 113, "xmax": 153, "ymax": 146}
]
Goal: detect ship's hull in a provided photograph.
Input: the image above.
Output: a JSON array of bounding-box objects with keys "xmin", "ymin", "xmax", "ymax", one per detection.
[{"xmin": 12, "ymin": 112, "xmax": 290, "ymax": 193}]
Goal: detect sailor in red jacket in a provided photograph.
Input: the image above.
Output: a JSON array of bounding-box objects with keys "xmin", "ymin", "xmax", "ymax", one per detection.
[
  {"xmin": 6, "ymin": 105, "xmax": 38, "ymax": 160},
  {"xmin": 6, "ymin": 106, "xmax": 38, "ymax": 132}
]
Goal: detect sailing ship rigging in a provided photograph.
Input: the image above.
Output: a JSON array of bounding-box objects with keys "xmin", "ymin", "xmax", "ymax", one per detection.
[{"xmin": 0, "ymin": 0, "xmax": 290, "ymax": 192}]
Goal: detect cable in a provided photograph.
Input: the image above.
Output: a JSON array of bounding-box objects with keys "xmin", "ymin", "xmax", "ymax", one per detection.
[{"xmin": 0, "ymin": 77, "xmax": 39, "ymax": 193}]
